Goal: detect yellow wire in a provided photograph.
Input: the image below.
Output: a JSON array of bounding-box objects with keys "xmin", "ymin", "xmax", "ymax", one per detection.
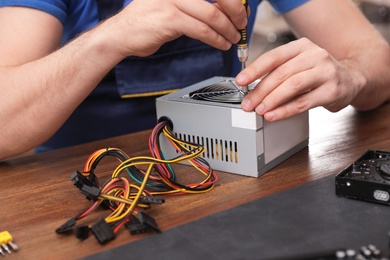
[
  {"xmin": 105, "ymin": 164, "xmax": 154, "ymax": 223},
  {"xmin": 111, "ymin": 152, "xmax": 204, "ymax": 179}
]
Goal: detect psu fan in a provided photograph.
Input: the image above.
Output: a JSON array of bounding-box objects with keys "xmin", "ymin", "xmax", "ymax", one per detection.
[
  {"xmin": 189, "ymin": 79, "xmax": 244, "ymax": 103},
  {"xmin": 155, "ymin": 77, "xmax": 309, "ymax": 177}
]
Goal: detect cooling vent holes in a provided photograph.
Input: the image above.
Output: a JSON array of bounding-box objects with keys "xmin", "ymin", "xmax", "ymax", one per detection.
[{"xmin": 174, "ymin": 133, "xmax": 238, "ymax": 164}]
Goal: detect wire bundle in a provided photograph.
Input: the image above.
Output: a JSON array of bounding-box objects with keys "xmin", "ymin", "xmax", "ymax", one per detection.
[{"xmin": 55, "ymin": 119, "xmax": 218, "ymax": 244}]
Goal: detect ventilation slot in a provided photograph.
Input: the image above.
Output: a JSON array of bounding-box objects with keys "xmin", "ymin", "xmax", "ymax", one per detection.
[{"xmin": 173, "ymin": 133, "xmax": 238, "ymax": 164}]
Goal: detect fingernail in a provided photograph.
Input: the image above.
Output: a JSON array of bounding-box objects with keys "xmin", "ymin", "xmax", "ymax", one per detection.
[
  {"xmin": 241, "ymin": 98, "xmax": 251, "ymax": 111},
  {"xmin": 235, "ymin": 32, "xmax": 241, "ymax": 43},
  {"xmin": 226, "ymin": 42, "xmax": 232, "ymax": 50},
  {"xmin": 265, "ymin": 111, "xmax": 276, "ymax": 121},
  {"xmin": 240, "ymin": 18, "xmax": 248, "ymax": 29},
  {"xmin": 236, "ymin": 74, "xmax": 247, "ymax": 84},
  {"xmin": 255, "ymin": 103, "xmax": 265, "ymax": 115}
]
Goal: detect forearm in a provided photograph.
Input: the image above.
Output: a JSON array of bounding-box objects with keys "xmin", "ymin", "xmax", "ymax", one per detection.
[
  {"xmin": 0, "ymin": 0, "xmax": 245, "ymax": 160},
  {"xmin": 0, "ymin": 23, "xmax": 125, "ymax": 160},
  {"xmin": 344, "ymin": 38, "xmax": 390, "ymax": 111}
]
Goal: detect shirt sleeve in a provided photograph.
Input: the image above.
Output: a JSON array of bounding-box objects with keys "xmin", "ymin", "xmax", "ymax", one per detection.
[
  {"xmin": 268, "ymin": 0, "xmax": 309, "ymax": 13},
  {"xmin": 0, "ymin": 0, "xmax": 68, "ymax": 25}
]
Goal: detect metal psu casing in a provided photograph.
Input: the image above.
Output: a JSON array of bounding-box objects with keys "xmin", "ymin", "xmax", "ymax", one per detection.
[{"xmin": 156, "ymin": 77, "xmax": 309, "ymax": 177}]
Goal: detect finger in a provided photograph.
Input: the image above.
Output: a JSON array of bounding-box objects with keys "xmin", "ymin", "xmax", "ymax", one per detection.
[
  {"xmin": 261, "ymin": 62, "xmax": 351, "ymax": 121},
  {"xmin": 254, "ymin": 48, "xmax": 324, "ymax": 109},
  {"xmin": 241, "ymin": 41, "xmax": 317, "ymax": 112},
  {"xmin": 257, "ymin": 47, "xmax": 343, "ymax": 116},
  {"xmin": 214, "ymin": 0, "xmax": 248, "ymax": 29},
  {"xmin": 258, "ymin": 66, "xmax": 328, "ymax": 116},
  {"xmin": 174, "ymin": 14, "xmax": 235, "ymax": 50},
  {"xmin": 262, "ymin": 84, "xmax": 332, "ymax": 121},
  {"xmin": 236, "ymin": 38, "xmax": 313, "ymax": 86},
  {"xmin": 175, "ymin": 0, "xmax": 241, "ymax": 45}
]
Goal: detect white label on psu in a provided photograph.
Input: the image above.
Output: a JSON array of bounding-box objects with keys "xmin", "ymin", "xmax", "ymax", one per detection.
[{"xmin": 231, "ymin": 109, "xmax": 263, "ymax": 130}]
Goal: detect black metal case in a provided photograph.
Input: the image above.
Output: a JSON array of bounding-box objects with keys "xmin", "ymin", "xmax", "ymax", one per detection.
[{"xmin": 335, "ymin": 150, "xmax": 390, "ymax": 205}]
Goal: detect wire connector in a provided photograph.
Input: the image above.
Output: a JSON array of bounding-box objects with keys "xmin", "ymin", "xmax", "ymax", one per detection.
[
  {"xmin": 139, "ymin": 196, "xmax": 165, "ymax": 205},
  {"xmin": 0, "ymin": 231, "xmax": 19, "ymax": 256},
  {"xmin": 75, "ymin": 226, "xmax": 90, "ymax": 240},
  {"xmin": 55, "ymin": 217, "xmax": 76, "ymax": 233},
  {"xmin": 70, "ymin": 171, "xmax": 101, "ymax": 201},
  {"xmin": 125, "ymin": 222, "xmax": 152, "ymax": 235},
  {"xmin": 99, "ymin": 199, "xmax": 111, "ymax": 210},
  {"xmin": 125, "ymin": 216, "xmax": 153, "ymax": 235},
  {"xmin": 134, "ymin": 211, "xmax": 161, "ymax": 233},
  {"xmin": 91, "ymin": 218, "xmax": 115, "ymax": 244}
]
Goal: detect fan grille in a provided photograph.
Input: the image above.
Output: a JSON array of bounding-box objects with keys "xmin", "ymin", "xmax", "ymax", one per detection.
[{"xmin": 189, "ymin": 80, "xmax": 245, "ymax": 104}]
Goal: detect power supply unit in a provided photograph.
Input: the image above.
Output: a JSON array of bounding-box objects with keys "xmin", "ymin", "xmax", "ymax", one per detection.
[{"xmin": 155, "ymin": 77, "xmax": 309, "ymax": 177}]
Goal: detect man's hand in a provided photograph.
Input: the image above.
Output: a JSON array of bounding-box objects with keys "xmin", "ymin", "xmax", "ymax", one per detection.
[
  {"xmin": 236, "ymin": 38, "xmax": 365, "ymax": 121},
  {"xmin": 105, "ymin": 0, "xmax": 248, "ymax": 57}
]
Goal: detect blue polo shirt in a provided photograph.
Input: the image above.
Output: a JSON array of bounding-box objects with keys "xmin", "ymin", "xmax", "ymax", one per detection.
[{"xmin": 0, "ymin": 0, "xmax": 308, "ymax": 152}]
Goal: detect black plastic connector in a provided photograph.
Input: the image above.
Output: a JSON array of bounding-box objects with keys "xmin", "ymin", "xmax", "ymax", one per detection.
[
  {"xmin": 75, "ymin": 226, "xmax": 90, "ymax": 240},
  {"xmin": 90, "ymin": 218, "xmax": 115, "ymax": 244},
  {"xmin": 124, "ymin": 216, "xmax": 154, "ymax": 235},
  {"xmin": 55, "ymin": 217, "xmax": 76, "ymax": 234},
  {"xmin": 70, "ymin": 171, "xmax": 97, "ymax": 189},
  {"xmin": 80, "ymin": 185, "xmax": 101, "ymax": 201},
  {"xmin": 125, "ymin": 220, "xmax": 152, "ymax": 235},
  {"xmin": 138, "ymin": 196, "xmax": 165, "ymax": 205},
  {"xmin": 99, "ymin": 199, "xmax": 111, "ymax": 210},
  {"xmin": 70, "ymin": 171, "xmax": 101, "ymax": 201},
  {"xmin": 134, "ymin": 211, "xmax": 161, "ymax": 233}
]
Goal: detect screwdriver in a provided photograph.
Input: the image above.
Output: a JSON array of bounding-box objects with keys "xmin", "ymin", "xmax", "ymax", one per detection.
[{"xmin": 237, "ymin": 0, "xmax": 249, "ymax": 96}]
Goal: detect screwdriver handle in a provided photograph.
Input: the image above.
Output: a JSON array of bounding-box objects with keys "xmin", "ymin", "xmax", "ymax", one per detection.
[
  {"xmin": 238, "ymin": 0, "xmax": 248, "ymax": 47},
  {"xmin": 237, "ymin": 0, "xmax": 249, "ymax": 64}
]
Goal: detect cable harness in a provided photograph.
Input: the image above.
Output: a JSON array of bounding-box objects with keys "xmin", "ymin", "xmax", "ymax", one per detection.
[{"xmin": 55, "ymin": 119, "xmax": 218, "ymax": 244}]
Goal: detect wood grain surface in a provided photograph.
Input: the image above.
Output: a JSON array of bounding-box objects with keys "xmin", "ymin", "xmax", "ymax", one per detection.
[{"xmin": 1, "ymin": 103, "xmax": 389, "ymax": 260}]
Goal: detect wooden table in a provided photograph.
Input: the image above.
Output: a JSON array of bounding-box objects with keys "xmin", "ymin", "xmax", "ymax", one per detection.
[{"xmin": 1, "ymin": 103, "xmax": 389, "ymax": 260}]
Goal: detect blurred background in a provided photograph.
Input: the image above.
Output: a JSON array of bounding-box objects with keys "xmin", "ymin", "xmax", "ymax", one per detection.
[{"xmin": 249, "ymin": 0, "xmax": 390, "ymax": 64}]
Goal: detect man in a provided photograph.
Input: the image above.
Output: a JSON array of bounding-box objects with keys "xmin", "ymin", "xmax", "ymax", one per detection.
[{"xmin": 0, "ymin": 0, "xmax": 389, "ymax": 160}]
